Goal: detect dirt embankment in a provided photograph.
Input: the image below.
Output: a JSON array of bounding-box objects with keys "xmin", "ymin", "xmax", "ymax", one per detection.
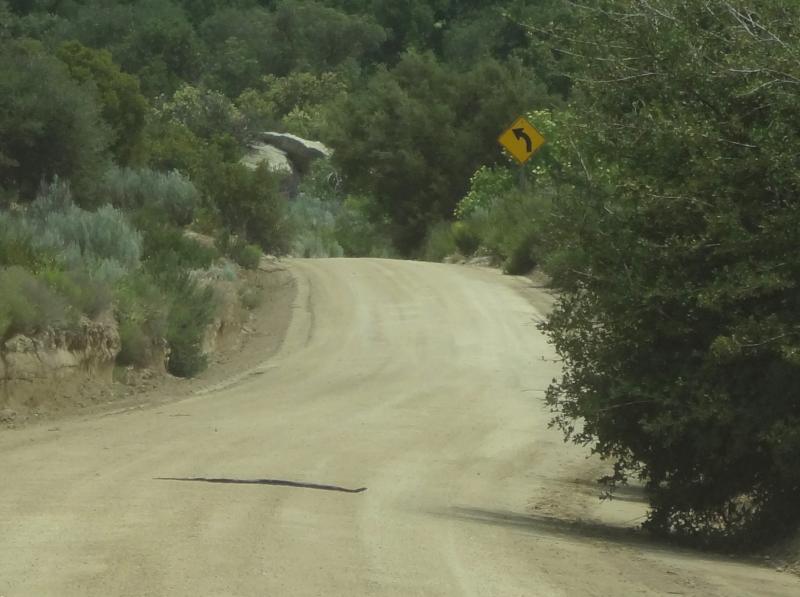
[
  {"xmin": 0, "ymin": 313, "xmax": 121, "ymax": 423},
  {"xmin": 0, "ymin": 261, "xmax": 296, "ymax": 428}
]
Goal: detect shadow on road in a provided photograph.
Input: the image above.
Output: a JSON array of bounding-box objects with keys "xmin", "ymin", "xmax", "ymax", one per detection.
[
  {"xmin": 443, "ymin": 506, "xmax": 647, "ymax": 545},
  {"xmin": 436, "ymin": 506, "xmax": 765, "ymax": 567},
  {"xmin": 155, "ymin": 477, "xmax": 367, "ymax": 494}
]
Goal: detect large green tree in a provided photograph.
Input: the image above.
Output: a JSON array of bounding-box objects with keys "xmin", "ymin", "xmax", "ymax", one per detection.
[
  {"xmin": 539, "ymin": 0, "xmax": 800, "ymax": 546},
  {"xmin": 0, "ymin": 39, "xmax": 111, "ymax": 201},
  {"xmin": 327, "ymin": 51, "xmax": 553, "ymax": 253},
  {"xmin": 61, "ymin": 0, "xmax": 204, "ymax": 97},
  {"xmin": 56, "ymin": 41, "xmax": 148, "ymax": 165}
]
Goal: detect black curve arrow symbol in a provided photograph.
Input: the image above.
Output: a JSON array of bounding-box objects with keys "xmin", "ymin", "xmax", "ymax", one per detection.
[{"xmin": 513, "ymin": 128, "xmax": 533, "ymax": 153}]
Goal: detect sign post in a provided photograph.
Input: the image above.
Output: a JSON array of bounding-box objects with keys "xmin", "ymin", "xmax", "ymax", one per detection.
[{"xmin": 498, "ymin": 116, "xmax": 546, "ymax": 190}]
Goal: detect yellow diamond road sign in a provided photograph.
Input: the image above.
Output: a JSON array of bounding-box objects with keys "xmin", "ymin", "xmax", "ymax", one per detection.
[{"xmin": 498, "ymin": 117, "xmax": 546, "ymax": 164}]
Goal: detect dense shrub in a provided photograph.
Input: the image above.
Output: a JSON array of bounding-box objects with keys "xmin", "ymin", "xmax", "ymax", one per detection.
[
  {"xmin": 39, "ymin": 268, "xmax": 112, "ymax": 318},
  {"xmin": 137, "ymin": 221, "xmax": 219, "ymax": 281},
  {"xmin": 236, "ymin": 71, "xmax": 348, "ymax": 136},
  {"xmin": 164, "ymin": 275, "xmax": 216, "ymax": 378},
  {"xmin": 199, "ymin": 162, "xmax": 291, "ymax": 255},
  {"xmin": 334, "ymin": 195, "xmax": 395, "ymax": 258},
  {"xmin": 420, "ymin": 221, "xmax": 457, "ymax": 263},
  {"xmin": 540, "ymin": 0, "xmax": 800, "ymax": 546},
  {"xmin": 453, "ymin": 166, "xmax": 554, "ymax": 274},
  {"xmin": 232, "ymin": 242, "xmax": 262, "ymax": 270},
  {"xmin": 117, "ymin": 319, "xmax": 152, "ymax": 367},
  {"xmin": 113, "ymin": 271, "xmax": 167, "ymax": 368},
  {"xmin": 451, "ymin": 221, "xmax": 480, "ymax": 257},
  {"xmin": 216, "ymin": 233, "xmax": 262, "ymax": 270}
]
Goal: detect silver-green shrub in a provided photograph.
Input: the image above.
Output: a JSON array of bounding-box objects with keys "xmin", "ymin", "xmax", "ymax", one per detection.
[
  {"xmin": 100, "ymin": 166, "xmax": 199, "ymax": 226},
  {"xmin": 289, "ymin": 195, "xmax": 344, "ymax": 258}
]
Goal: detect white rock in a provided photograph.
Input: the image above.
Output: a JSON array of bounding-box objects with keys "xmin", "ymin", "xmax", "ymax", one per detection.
[{"xmin": 240, "ymin": 143, "xmax": 294, "ymax": 175}]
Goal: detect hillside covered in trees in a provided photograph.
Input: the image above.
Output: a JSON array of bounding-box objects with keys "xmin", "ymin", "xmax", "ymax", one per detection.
[
  {"xmin": 2, "ymin": 0, "xmax": 799, "ymax": 552},
  {"xmin": 1, "ymin": 0, "xmax": 565, "ymax": 377}
]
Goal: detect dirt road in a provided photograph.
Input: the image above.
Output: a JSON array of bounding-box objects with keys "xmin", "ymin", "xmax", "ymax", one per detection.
[{"xmin": 1, "ymin": 259, "xmax": 798, "ymax": 596}]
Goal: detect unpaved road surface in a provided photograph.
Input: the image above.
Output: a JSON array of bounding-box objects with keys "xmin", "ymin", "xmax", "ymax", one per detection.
[{"xmin": 1, "ymin": 259, "xmax": 798, "ymax": 596}]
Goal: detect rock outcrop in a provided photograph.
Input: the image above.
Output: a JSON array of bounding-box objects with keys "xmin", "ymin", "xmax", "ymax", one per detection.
[
  {"xmin": 240, "ymin": 142, "xmax": 294, "ymax": 175},
  {"xmin": 257, "ymin": 132, "xmax": 331, "ymax": 174},
  {"xmin": 241, "ymin": 132, "xmax": 332, "ymax": 179}
]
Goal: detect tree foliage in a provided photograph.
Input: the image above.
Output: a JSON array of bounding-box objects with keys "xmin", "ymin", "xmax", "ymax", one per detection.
[
  {"xmin": 0, "ymin": 39, "xmax": 111, "ymax": 201},
  {"xmin": 327, "ymin": 51, "xmax": 553, "ymax": 253},
  {"xmin": 539, "ymin": 0, "xmax": 800, "ymax": 546},
  {"xmin": 56, "ymin": 41, "xmax": 148, "ymax": 165}
]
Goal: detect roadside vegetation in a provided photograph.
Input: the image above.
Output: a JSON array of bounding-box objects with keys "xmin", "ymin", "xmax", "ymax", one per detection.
[{"xmin": 1, "ymin": 0, "xmax": 798, "ymax": 551}]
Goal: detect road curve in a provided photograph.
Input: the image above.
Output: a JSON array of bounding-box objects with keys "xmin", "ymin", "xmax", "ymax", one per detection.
[{"xmin": 1, "ymin": 258, "xmax": 798, "ymax": 596}]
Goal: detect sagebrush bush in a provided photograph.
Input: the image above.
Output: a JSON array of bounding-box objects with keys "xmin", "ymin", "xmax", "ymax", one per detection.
[
  {"xmin": 289, "ymin": 195, "xmax": 344, "ymax": 258},
  {"xmin": 26, "ymin": 183, "xmax": 142, "ymax": 276},
  {"xmin": 0, "ymin": 212, "xmax": 50, "ymax": 270},
  {"xmin": 2, "ymin": 180, "xmax": 141, "ymax": 280},
  {"xmin": 99, "ymin": 166, "xmax": 200, "ymax": 226},
  {"xmin": 0, "ymin": 266, "xmax": 69, "ymax": 338}
]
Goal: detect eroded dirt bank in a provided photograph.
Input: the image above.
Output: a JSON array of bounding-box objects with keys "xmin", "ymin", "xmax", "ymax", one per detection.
[{"xmin": 0, "ymin": 264, "xmax": 296, "ymax": 428}]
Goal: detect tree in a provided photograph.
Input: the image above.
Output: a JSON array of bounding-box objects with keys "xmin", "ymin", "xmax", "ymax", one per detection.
[
  {"xmin": 237, "ymin": 71, "xmax": 348, "ymax": 135},
  {"xmin": 269, "ymin": 0, "xmax": 386, "ymax": 74},
  {"xmin": 198, "ymin": 6, "xmax": 275, "ymax": 96},
  {"xmin": 326, "ymin": 51, "xmax": 553, "ymax": 253},
  {"xmin": 56, "ymin": 41, "xmax": 148, "ymax": 165},
  {"xmin": 61, "ymin": 0, "xmax": 204, "ymax": 97},
  {"xmin": 0, "ymin": 39, "xmax": 111, "ymax": 201},
  {"xmin": 538, "ymin": 0, "xmax": 800, "ymax": 547},
  {"xmin": 157, "ymin": 83, "xmax": 247, "ymax": 143},
  {"xmin": 198, "ymin": 1, "xmax": 385, "ymax": 95}
]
